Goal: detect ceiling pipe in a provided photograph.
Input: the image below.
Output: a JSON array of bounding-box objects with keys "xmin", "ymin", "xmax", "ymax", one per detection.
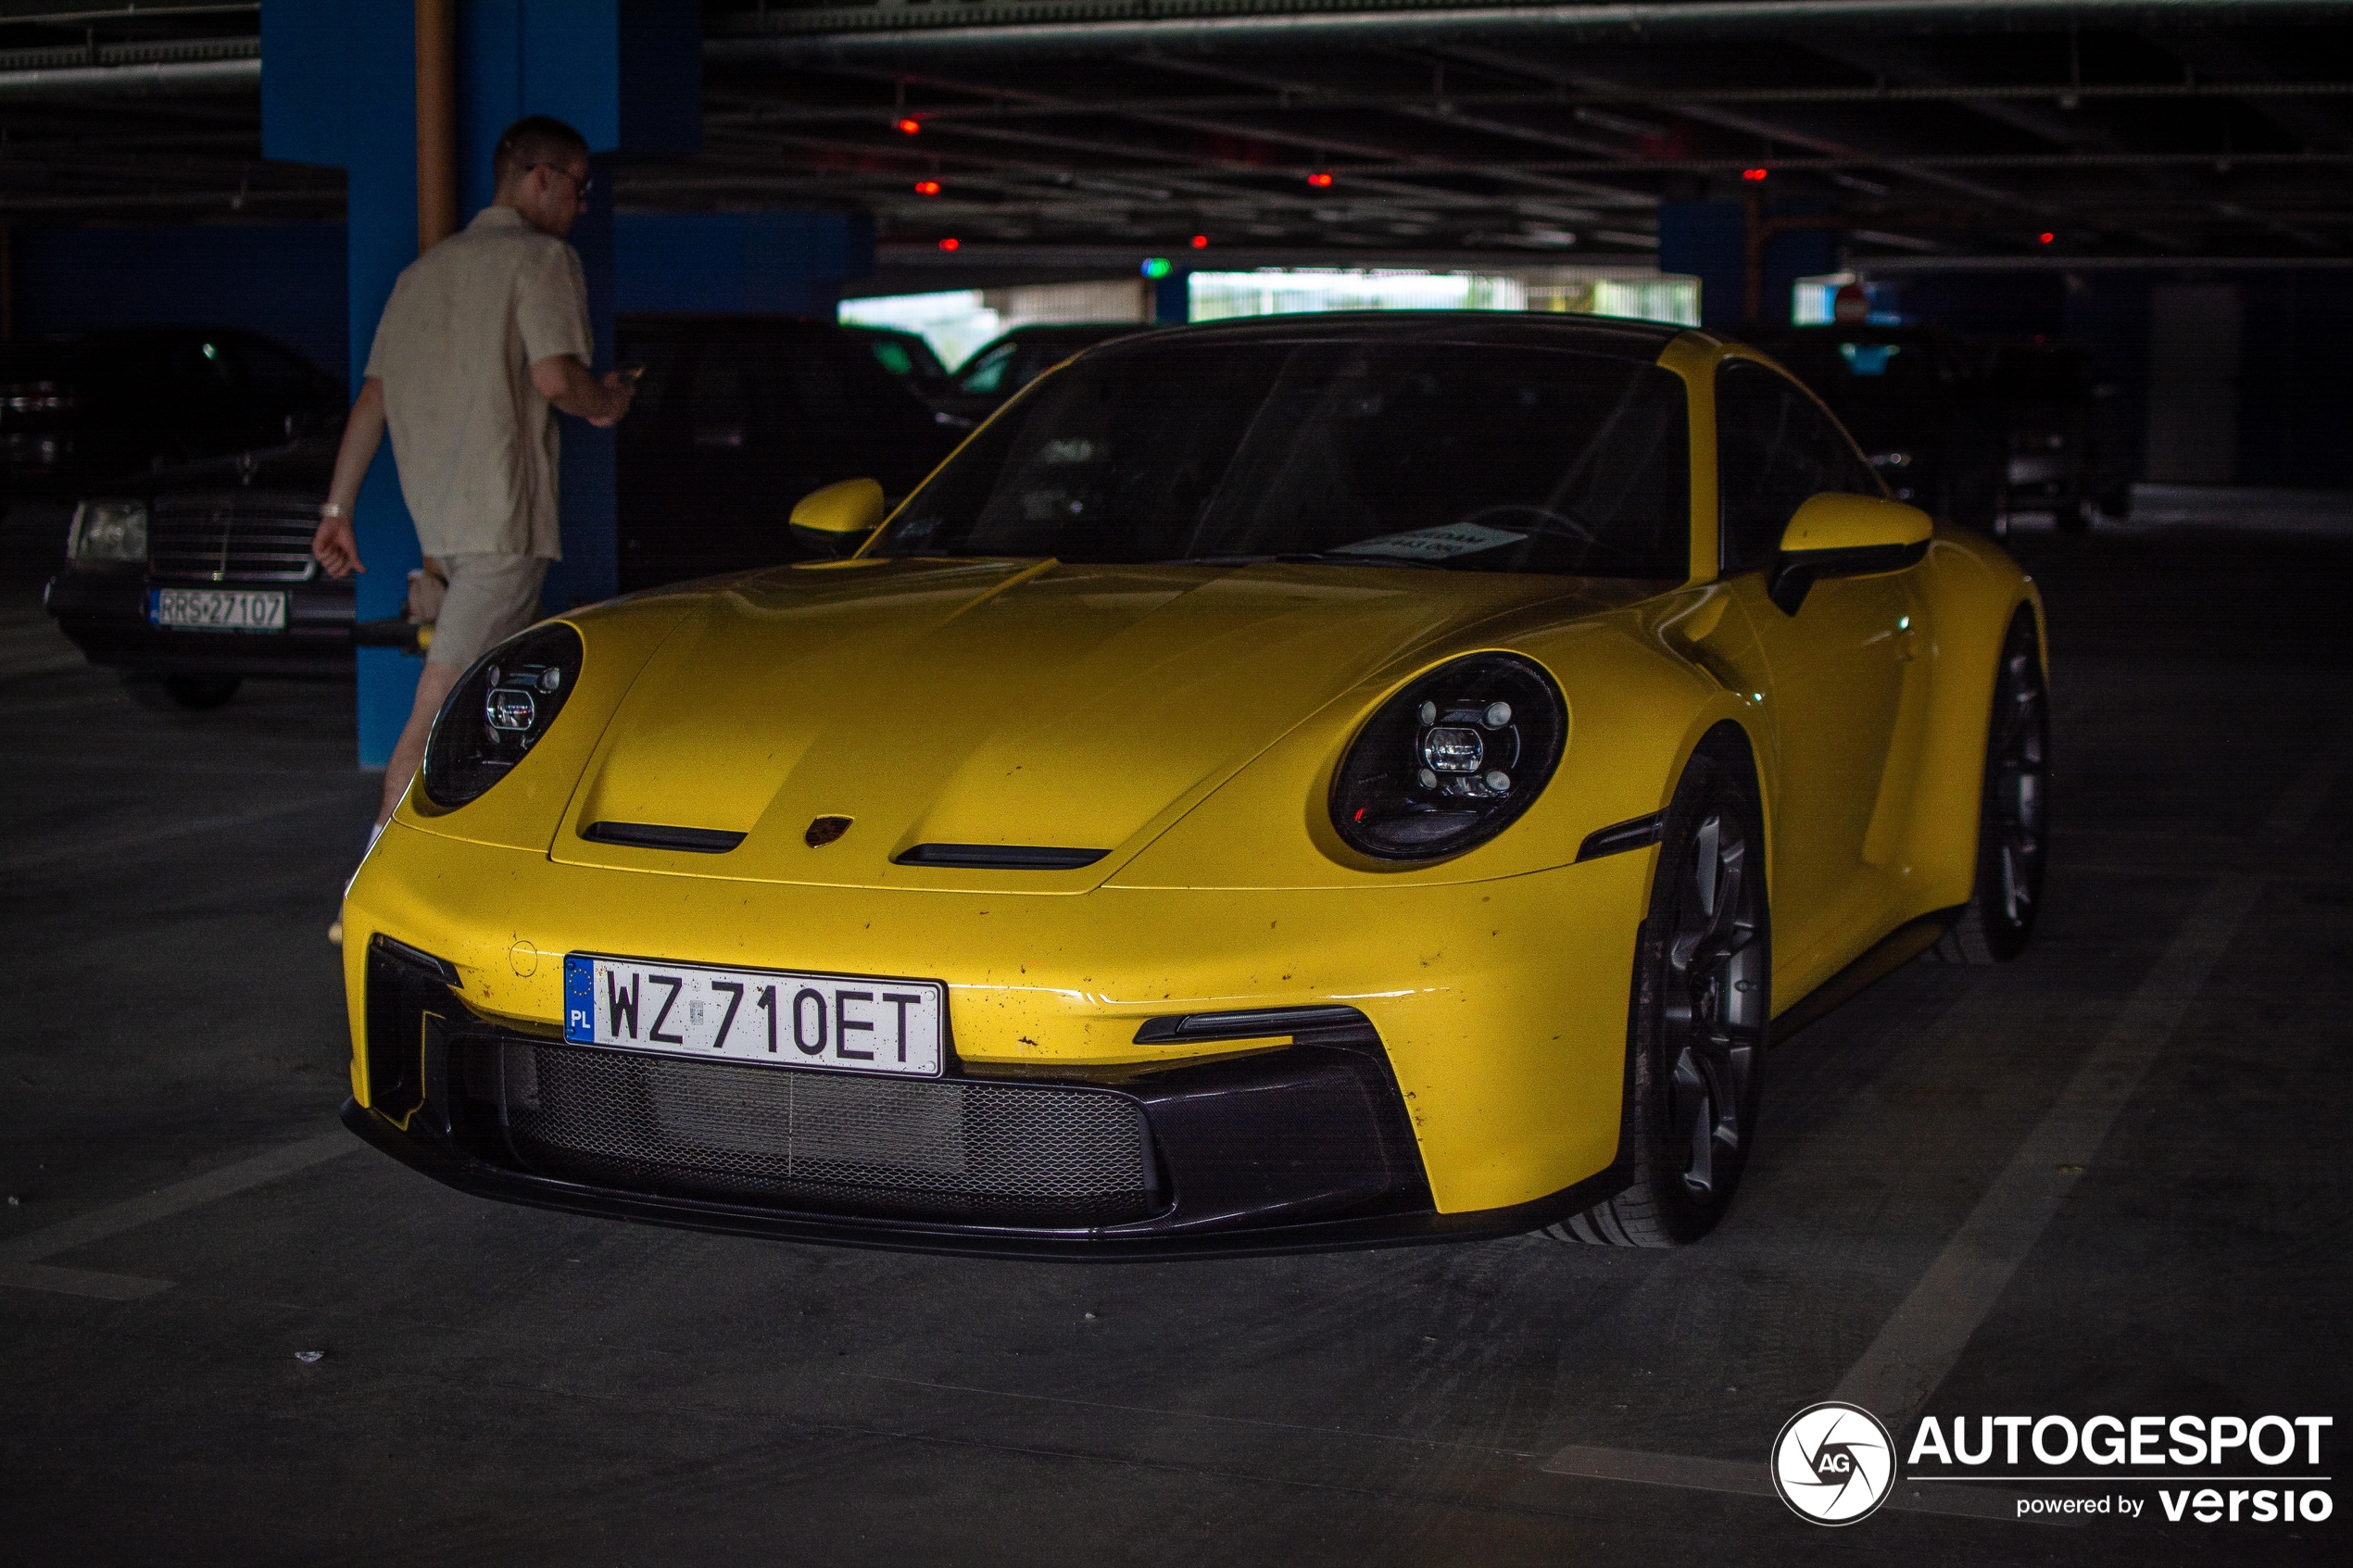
[
  {"xmin": 711, "ymin": 0, "xmax": 2353, "ymax": 64},
  {"xmin": 0, "ymin": 57, "xmax": 257, "ymax": 96}
]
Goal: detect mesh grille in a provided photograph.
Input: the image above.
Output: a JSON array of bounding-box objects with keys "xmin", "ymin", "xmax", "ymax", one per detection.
[
  {"xmin": 148, "ymin": 493, "xmax": 321, "ymax": 583},
  {"xmin": 478, "ymin": 1043, "xmax": 1160, "ymax": 1226}
]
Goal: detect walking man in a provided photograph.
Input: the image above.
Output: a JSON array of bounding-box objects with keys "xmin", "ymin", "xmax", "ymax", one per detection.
[{"xmin": 312, "ymin": 115, "xmax": 633, "ymax": 877}]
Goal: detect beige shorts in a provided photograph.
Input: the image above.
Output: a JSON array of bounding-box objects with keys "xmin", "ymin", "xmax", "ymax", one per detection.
[{"xmin": 427, "ymin": 553, "xmax": 550, "ymax": 670}]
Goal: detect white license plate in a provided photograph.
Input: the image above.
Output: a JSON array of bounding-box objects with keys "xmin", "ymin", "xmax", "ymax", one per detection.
[
  {"xmin": 562, "ymin": 954, "xmax": 945, "ymax": 1077},
  {"xmin": 148, "ymin": 587, "xmax": 286, "ymax": 632}
]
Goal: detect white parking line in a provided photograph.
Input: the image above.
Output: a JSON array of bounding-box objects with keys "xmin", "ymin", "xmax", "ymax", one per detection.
[
  {"xmin": 1831, "ymin": 872, "xmax": 2263, "ymax": 1423},
  {"xmin": 1541, "ymin": 864, "xmax": 2267, "ymax": 1513},
  {"xmin": 0, "ymin": 1130, "xmax": 358, "ymax": 1288},
  {"xmin": 0, "ymin": 1262, "xmax": 175, "ymax": 1300}
]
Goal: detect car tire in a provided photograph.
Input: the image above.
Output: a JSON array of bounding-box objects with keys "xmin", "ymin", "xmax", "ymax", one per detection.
[
  {"xmin": 2096, "ymin": 483, "xmax": 2133, "ymax": 521},
  {"xmin": 1931, "ymin": 608, "xmax": 2047, "ymax": 965},
  {"xmin": 124, "ymin": 674, "xmax": 242, "ymax": 711},
  {"xmin": 1548, "ymin": 733, "xmax": 1768, "ymax": 1248},
  {"xmin": 2053, "ymin": 499, "xmax": 2090, "ymax": 534}
]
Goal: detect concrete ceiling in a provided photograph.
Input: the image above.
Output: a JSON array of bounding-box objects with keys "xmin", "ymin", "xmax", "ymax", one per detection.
[{"xmin": 2, "ymin": 0, "xmax": 2350, "ymax": 266}]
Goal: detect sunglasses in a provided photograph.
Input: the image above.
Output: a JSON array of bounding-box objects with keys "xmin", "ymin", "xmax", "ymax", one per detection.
[{"xmin": 527, "ymin": 162, "xmax": 594, "ymax": 199}]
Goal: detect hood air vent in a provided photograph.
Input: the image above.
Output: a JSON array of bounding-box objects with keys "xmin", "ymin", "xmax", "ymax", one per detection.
[
  {"xmin": 894, "ymin": 844, "xmax": 1107, "ymax": 871},
  {"xmin": 581, "ymin": 822, "xmax": 746, "ymax": 854}
]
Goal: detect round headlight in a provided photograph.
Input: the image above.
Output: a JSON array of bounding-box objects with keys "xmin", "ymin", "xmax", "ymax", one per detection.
[
  {"xmin": 1330, "ymin": 653, "xmax": 1566, "ymax": 861},
  {"xmin": 421, "ymin": 622, "xmax": 584, "ymax": 809}
]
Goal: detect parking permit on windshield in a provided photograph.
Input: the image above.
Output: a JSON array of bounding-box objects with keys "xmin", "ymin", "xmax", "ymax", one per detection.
[{"xmin": 1327, "ymin": 522, "xmax": 1528, "ymax": 560}]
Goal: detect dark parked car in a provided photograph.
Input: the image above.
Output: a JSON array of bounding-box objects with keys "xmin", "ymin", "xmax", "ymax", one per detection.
[
  {"xmin": 45, "ymin": 316, "xmax": 964, "ymax": 705},
  {"xmin": 42, "ymin": 436, "xmax": 353, "ymax": 709},
  {"xmin": 1743, "ymin": 324, "xmax": 2005, "ymax": 532},
  {"xmin": 1982, "ymin": 341, "xmax": 2133, "ymax": 532},
  {"xmin": 841, "ymin": 323, "xmax": 953, "ymax": 400},
  {"xmin": 926, "ymin": 321, "xmax": 1152, "ymax": 422},
  {"xmin": 2, "ymin": 326, "xmax": 346, "ymax": 501},
  {"xmin": 615, "ymin": 315, "xmax": 963, "ymax": 590}
]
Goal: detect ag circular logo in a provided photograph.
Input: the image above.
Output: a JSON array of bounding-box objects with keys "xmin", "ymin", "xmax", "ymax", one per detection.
[{"xmin": 1770, "ymin": 1401, "xmax": 1895, "ymax": 1525}]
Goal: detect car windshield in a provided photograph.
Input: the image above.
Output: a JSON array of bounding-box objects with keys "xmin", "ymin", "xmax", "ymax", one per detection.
[{"xmin": 874, "ymin": 339, "xmax": 1690, "ymax": 578}]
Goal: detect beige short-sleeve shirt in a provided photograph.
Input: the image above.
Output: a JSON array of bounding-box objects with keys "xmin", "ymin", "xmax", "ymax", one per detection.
[{"xmin": 364, "ymin": 206, "xmax": 591, "ymax": 559}]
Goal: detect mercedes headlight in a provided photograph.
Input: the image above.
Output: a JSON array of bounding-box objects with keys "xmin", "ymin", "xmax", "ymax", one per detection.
[
  {"xmin": 422, "ymin": 622, "xmax": 584, "ymax": 809},
  {"xmin": 1331, "ymin": 654, "xmax": 1567, "ymax": 861},
  {"xmin": 68, "ymin": 499, "xmax": 147, "ymax": 563}
]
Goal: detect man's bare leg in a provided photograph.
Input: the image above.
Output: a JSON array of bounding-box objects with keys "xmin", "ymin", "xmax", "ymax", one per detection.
[
  {"xmin": 377, "ymin": 660, "xmax": 467, "ymax": 827},
  {"xmin": 333, "ymin": 662, "xmax": 466, "ymax": 947}
]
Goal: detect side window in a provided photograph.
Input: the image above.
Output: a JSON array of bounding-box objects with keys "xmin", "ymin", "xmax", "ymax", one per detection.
[
  {"xmin": 1715, "ymin": 359, "xmax": 1881, "ymax": 573},
  {"xmin": 957, "ymin": 344, "xmax": 1016, "ymax": 395}
]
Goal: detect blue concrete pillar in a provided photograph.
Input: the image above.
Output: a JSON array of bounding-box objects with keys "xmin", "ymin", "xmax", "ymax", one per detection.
[
  {"xmin": 260, "ymin": 0, "xmax": 698, "ymax": 767},
  {"xmin": 1153, "ymin": 270, "xmax": 1190, "ymax": 325},
  {"xmin": 1657, "ymin": 201, "xmax": 1745, "ymax": 332}
]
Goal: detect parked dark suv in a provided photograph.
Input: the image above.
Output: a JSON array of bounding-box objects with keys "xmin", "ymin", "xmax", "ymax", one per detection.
[
  {"xmin": 614, "ymin": 315, "xmax": 963, "ymax": 590},
  {"xmin": 45, "ymin": 316, "xmax": 962, "ymax": 705},
  {"xmin": 1742, "ymin": 324, "xmax": 2006, "ymax": 532},
  {"xmin": 2, "ymin": 326, "xmax": 346, "ymax": 501}
]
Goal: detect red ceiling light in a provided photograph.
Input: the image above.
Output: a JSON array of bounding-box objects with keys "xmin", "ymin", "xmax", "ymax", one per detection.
[
  {"xmin": 1190, "ymin": 233, "xmax": 1209, "ymax": 249},
  {"xmin": 1741, "ymin": 167, "xmax": 1769, "ymax": 182},
  {"xmin": 1307, "ymin": 170, "xmax": 1334, "ymax": 188},
  {"xmin": 914, "ymin": 180, "xmax": 942, "ymax": 196},
  {"xmin": 895, "ymin": 117, "xmax": 922, "ymax": 135},
  {"xmin": 937, "ymin": 236, "xmax": 961, "ymax": 251}
]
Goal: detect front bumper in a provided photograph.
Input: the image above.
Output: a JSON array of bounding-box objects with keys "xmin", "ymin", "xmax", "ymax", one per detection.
[
  {"xmin": 349, "ymin": 936, "xmax": 1629, "ymax": 1257},
  {"xmin": 44, "ymin": 567, "xmax": 355, "ymax": 679},
  {"xmin": 343, "ymin": 821, "xmax": 1654, "ymax": 1234}
]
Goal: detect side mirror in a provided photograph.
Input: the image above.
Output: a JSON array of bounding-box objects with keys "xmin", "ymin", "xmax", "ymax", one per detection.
[
  {"xmin": 1768, "ymin": 493, "xmax": 1931, "ymax": 615},
  {"xmin": 788, "ymin": 477, "xmax": 886, "ymax": 557}
]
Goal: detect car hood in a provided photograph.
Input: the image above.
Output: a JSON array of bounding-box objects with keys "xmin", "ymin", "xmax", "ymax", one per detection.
[
  {"xmin": 552, "ymin": 557, "xmax": 1654, "ymax": 891},
  {"xmin": 133, "ymin": 435, "xmax": 339, "ymax": 497}
]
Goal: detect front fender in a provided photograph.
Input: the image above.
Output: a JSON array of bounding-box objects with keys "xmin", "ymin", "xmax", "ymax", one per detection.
[
  {"xmin": 1111, "ymin": 598, "xmax": 1745, "ymax": 892},
  {"xmin": 1896, "ymin": 529, "xmax": 2045, "ymax": 915}
]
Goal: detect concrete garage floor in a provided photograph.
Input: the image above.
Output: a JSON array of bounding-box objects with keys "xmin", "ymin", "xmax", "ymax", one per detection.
[{"xmin": 1, "ymin": 496, "xmax": 2347, "ymax": 1566}]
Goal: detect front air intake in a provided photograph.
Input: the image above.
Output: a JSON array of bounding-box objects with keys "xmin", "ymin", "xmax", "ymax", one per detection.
[
  {"xmin": 893, "ymin": 843, "xmax": 1106, "ymax": 870},
  {"xmin": 580, "ymin": 822, "xmax": 746, "ymax": 853},
  {"xmin": 476, "ymin": 1044, "xmax": 1163, "ymax": 1226}
]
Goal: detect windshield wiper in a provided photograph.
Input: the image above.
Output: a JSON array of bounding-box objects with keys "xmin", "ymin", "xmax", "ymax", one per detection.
[
  {"xmin": 1272, "ymin": 551, "xmax": 1445, "ymax": 570},
  {"xmin": 1152, "ymin": 551, "xmax": 1445, "ymax": 570}
]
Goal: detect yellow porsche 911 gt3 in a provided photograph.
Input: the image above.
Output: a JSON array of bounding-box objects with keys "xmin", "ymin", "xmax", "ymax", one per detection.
[{"xmin": 340, "ymin": 313, "xmax": 2046, "ymax": 1255}]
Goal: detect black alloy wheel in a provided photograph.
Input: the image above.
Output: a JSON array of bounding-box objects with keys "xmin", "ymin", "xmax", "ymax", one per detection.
[
  {"xmin": 1933, "ymin": 607, "xmax": 2048, "ymax": 964},
  {"xmin": 1551, "ymin": 734, "xmax": 1769, "ymax": 1248}
]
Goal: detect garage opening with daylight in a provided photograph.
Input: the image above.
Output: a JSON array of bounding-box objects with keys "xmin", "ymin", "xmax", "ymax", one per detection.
[{"xmin": 2, "ymin": 3, "xmax": 2348, "ymax": 1564}]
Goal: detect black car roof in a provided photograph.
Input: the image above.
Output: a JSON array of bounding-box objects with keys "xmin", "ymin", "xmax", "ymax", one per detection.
[
  {"xmin": 997, "ymin": 322, "xmax": 1146, "ymax": 340},
  {"xmin": 1085, "ymin": 309, "xmax": 1692, "ymax": 360}
]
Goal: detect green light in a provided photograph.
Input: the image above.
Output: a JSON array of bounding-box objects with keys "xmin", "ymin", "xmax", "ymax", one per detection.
[
  {"xmin": 1140, "ymin": 257, "xmax": 1173, "ymax": 280},
  {"xmin": 201, "ymin": 343, "xmax": 218, "ymax": 360}
]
